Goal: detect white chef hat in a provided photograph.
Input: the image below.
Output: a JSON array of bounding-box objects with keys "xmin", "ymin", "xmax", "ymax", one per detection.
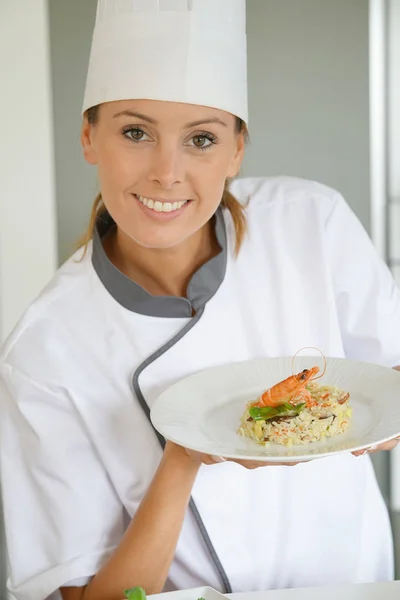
[{"xmin": 82, "ymin": 0, "xmax": 248, "ymax": 123}]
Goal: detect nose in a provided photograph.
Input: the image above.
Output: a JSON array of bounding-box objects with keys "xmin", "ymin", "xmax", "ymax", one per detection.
[{"xmin": 147, "ymin": 143, "xmax": 184, "ymax": 190}]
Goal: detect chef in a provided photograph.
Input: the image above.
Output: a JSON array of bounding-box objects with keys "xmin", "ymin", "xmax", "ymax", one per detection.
[{"xmin": 1, "ymin": 1, "xmax": 399, "ymax": 600}]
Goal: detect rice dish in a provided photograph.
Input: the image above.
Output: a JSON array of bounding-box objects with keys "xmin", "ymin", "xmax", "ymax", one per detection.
[{"xmin": 238, "ymin": 381, "xmax": 352, "ymax": 448}]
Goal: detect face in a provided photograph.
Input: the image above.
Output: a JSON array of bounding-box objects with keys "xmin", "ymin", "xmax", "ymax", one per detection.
[
  {"xmin": 81, "ymin": 99, "xmax": 245, "ymax": 249},
  {"xmin": 296, "ymin": 367, "xmax": 320, "ymax": 383}
]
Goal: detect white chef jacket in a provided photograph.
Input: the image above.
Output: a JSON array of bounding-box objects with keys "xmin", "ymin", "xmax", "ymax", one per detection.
[{"xmin": 1, "ymin": 176, "xmax": 399, "ymax": 600}]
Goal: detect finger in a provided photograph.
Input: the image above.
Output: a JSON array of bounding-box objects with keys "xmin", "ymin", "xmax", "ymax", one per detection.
[
  {"xmin": 184, "ymin": 448, "xmax": 224, "ymax": 463},
  {"xmin": 353, "ymin": 439, "xmax": 400, "ymax": 457},
  {"xmin": 201, "ymin": 455, "xmax": 226, "ymax": 465},
  {"xmin": 201, "ymin": 457, "xmax": 217, "ymax": 465},
  {"xmin": 230, "ymin": 459, "xmax": 301, "ymax": 469},
  {"xmin": 352, "ymin": 446, "xmax": 378, "ymax": 457},
  {"xmin": 210, "ymin": 455, "xmax": 227, "ymax": 463},
  {"xmin": 375, "ymin": 440, "xmax": 399, "ymax": 452}
]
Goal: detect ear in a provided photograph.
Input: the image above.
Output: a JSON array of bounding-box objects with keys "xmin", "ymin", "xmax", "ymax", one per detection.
[
  {"xmin": 81, "ymin": 117, "xmax": 98, "ymax": 166},
  {"xmin": 226, "ymin": 131, "xmax": 245, "ymax": 178}
]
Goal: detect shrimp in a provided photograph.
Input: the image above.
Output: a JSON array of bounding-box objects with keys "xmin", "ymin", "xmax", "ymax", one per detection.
[
  {"xmin": 254, "ymin": 348, "xmax": 327, "ymax": 409},
  {"xmin": 254, "ymin": 366, "xmax": 320, "ymax": 408}
]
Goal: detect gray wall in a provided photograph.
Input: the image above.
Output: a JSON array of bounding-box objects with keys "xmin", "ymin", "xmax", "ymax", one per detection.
[
  {"xmin": 242, "ymin": 0, "xmax": 371, "ymax": 231},
  {"xmin": 48, "ymin": 0, "xmax": 98, "ymax": 263}
]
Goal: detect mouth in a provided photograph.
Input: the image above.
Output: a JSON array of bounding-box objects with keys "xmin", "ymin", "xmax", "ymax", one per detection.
[{"xmin": 134, "ymin": 194, "xmax": 190, "ymax": 214}]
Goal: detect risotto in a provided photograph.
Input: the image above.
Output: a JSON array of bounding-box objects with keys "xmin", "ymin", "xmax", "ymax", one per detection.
[{"xmin": 238, "ymin": 381, "xmax": 352, "ymax": 447}]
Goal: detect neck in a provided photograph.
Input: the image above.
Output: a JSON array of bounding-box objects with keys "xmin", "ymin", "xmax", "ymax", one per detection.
[{"xmin": 103, "ymin": 218, "xmax": 220, "ymax": 298}]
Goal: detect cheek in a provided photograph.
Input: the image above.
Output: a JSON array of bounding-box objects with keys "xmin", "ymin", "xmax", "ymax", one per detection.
[
  {"xmin": 97, "ymin": 145, "xmax": 141, "ymax": 193},
  {"xmin": 190, "ymin": 152, "xmax": 232, "ymax": 193},
  {"xmin": 204, "ymin": 144, "xmax": 238, "ymax": 177},
  {"xmin": 192, "ymin": 145, "xmax": 232, "ymax": 175}
]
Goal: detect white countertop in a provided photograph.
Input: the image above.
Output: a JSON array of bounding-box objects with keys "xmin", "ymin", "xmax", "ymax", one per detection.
[
  {"xmin": 151, "ymin": 581, "xmax": 400, "ymax": 600},
  {"xmin": 228, "ymin": 580, "xmax": 400, "ymax": 599}
]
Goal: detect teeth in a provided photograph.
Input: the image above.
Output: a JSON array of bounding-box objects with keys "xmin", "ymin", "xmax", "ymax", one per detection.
[{"xmin": 137, "ymin": 195, "xmax": 187, "ymax": 212}]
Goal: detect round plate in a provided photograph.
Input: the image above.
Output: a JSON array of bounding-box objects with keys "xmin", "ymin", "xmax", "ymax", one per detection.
[{"xmin": 150, "ymin": 356, "xmax": 400, "ymax": 462}]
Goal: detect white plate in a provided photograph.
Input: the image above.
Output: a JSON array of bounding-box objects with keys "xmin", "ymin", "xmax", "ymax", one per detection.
[
  {"xmin": 150, "ymin": 587, "xmax": 226, "ymax": 600},
  {"xmin": 150, "ymin": 356, "xmax": 400, "ymax": 462}
]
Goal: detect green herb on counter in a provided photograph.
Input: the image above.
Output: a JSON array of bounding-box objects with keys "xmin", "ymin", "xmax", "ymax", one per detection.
[
  {"xmin": 124, "ymin": 587, "xmax": 147, "ymax": 600},
  {"xmin": 124, "ymin": 586, "xmax": 207, "ymax": 600}
]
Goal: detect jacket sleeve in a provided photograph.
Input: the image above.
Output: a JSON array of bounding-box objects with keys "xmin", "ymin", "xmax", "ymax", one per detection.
[
  {"xmin": 0, "ymin": 362, "xmax": 124, "ymax": 600},
  {"xmin": 325, "ymin": 193, "xmax": 400, "ymax": 366}
]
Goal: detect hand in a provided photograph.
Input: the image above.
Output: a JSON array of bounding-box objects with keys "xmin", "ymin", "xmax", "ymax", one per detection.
[
  {"xmin": 352, "ymin": 436, "xmax": 400, "ymax": 457},
  {"xmin": 184, "ymin": 448, "xmax": 302, "ymax": 468}
]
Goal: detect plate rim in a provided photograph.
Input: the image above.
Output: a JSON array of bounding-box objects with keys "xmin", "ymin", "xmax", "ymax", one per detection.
[{"xmin": 150, "ymin": 356, "xmax": 400, "ymax": 463}]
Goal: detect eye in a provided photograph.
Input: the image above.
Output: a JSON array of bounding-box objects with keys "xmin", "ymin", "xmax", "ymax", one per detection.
[
  {"xmin": 189, "ymin": 132, "xmax": 217, "ymax": 150},
  {"xmin": 300, "ymin": 370, "xmax": 308, "ymax": 380},
  {"xmin": 122, "ymin": 127, "xmax": 149, "ymax": 142}
]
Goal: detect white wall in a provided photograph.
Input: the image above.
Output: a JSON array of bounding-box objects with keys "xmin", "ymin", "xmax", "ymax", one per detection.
[
  {"xmin": 388, "ymin": 0, "xmax": 400, "ymax": 284},
  {"xmin": 387, "ymin": 0, "xmax": 400, "ymax": 513},
  {"xmin": 0, "ymin": 0, "xmax": 57, "ymax": 343},
  {"xmin": 388, "ymin": 0, "xmax": 400, "ymax": 205},
  {"xmin": 0, "ymin": 3, "xmax": 58, "ymax": 596}
]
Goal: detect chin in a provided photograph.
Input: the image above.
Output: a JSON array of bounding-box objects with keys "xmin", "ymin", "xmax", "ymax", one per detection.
[{"xmin": 131, "ymin": 232, "xmax": 190, "ymax": 251}]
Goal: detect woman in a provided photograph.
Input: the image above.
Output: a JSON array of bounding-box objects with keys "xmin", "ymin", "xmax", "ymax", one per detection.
[{"xmin": 1, "ymin": 1, "xmax": 399, "ymax": 600}]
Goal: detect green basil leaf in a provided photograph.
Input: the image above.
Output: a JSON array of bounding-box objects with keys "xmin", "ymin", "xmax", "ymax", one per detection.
[
  {"xmin": 249, "ymin": 402, "xmax": 306, "ymax": 421},
  {"xmin": 249, "ymin": 406, "xmax": 278, "ymax": 420},
  {"xmin": 124, "ymin": 587, "xmax": 147, "ymax": 600}
]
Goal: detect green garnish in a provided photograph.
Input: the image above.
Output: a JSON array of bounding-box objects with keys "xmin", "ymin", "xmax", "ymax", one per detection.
[
  {"xmin": 249, "ymin": 402, "xmax": 306, "ymax": 421},
  {"xmin": 124, "ymin": 587, "xmax": 205, "ymax": 600},
  {"xmin": 124, "ymin": 587, "xmax": 147, "ymax": 600}
]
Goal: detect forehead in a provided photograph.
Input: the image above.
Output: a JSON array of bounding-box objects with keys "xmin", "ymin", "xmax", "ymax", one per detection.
[{"xmin": 100, "ymin": 99, "xmax": 236, "ymax": 127}]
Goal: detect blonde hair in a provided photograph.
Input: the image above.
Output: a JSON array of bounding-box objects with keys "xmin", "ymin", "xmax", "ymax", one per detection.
[{"xmin": 79, "ymin": 106, "xmax": 248, "ymax": 256}]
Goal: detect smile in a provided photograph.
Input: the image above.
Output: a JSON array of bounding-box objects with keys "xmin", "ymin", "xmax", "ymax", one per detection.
[{"xmin": 136, "ymin": 195, "xmax": 189, "ymax": 213}]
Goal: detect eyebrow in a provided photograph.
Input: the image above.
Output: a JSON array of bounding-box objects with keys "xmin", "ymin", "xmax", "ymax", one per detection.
[
  {"xmin": 113, "ymin": 110, "xmax": 157, "ymax": 124},
  {"xmin": 113, "ymin": 110, "xmax": 228, "ymax": 128}
]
